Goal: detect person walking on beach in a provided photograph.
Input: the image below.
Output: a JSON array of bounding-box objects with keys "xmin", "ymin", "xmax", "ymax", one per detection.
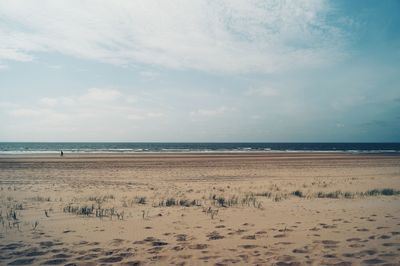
[{"xmin": 60, "ymin": 150, "xmax": 64, "ymax": 157}]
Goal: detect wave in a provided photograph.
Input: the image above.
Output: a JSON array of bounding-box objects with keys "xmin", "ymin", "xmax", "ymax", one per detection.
[
  {"xmin": 1, "ymin": 142, "xmax": 399, "ymax": 154},
  {"xmin": 0, "ymin": 149, "xmax": 399, "ymax": 154}
]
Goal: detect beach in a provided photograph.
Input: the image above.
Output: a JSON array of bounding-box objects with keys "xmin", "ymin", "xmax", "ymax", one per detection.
[{"xmin": 1, "ymin": 152, "xmax": 400, "ymax": 265}]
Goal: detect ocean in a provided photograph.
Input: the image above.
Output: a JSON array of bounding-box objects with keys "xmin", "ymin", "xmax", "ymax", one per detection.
[{"xmin": 0, "ymin": 142, "xmax": 399, "ymax": 154}]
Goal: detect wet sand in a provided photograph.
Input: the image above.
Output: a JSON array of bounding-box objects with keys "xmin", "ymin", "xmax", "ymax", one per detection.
[{"xmin": 1, "ymin": 153, "xmax": 400, "ymax": 265}]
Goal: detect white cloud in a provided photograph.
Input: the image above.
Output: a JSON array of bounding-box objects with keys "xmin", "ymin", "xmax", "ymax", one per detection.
[
  {"xmin": 78, "ymin": 88, "xmax": 121, "ymax": 103},
  {"xmin": 331, "ymin": 95, "xmax": 367, "ymax": 111},
  {"xmin": 0, "ymin": 101, "xmax": 18, "ymax": 108},
  {"xmin": 139, "ymin": 70, "xmax": 159, "ymax": 79},
  {"xmin": 6, "ymin": 88, "xmax": 168, "ymax": 134},
  {"xmin": 128, "ymin": 112, "xmax": 165, "ymax": 120},
  {"xmin": 190, "ymin": 106, "xmax": 235, "ymax": 117},
  {"xmin": 245, "ymin": 86, "xmax": 279, "ymax": 97},
  {"xmin": 58, "ymin": 97, "xmax": 75, "ymax": 106},
  {"xmin": 127, "ymin": 114, "xmax": 145, "ymax": 121},
  {"xmin": 336, "ymin": 123, "xmax": 345, "ymax": 128},
  {"xmin": 0, "ymin": 0, "xmax": 346, "ymax": 73},
  {"xmin": 147, "ymin": 112, "xmax": 165, "ymax": 118},
  {"xmin": 0, "ymin": 47, "xmax": 33, "ymax": 62},
  {"xmin": 47, "ymin": 64, "xmax": 62, "ymax": 69},
  {"xmin": 9, "ymin": 108, "xmax": 42, "ymax": 117},
  {"xmin": 40, "ymin": 97, "xmax": 58, "ymax": 107}
]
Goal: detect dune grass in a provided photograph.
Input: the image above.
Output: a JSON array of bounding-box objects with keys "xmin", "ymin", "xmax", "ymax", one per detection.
[
  {"xmin": 209, "ymin": 194, "xmax": 262, "ymax": 208},
  {"xmin": 363, "ymin": 188, "xmax": 400, "ymax": 196},
  {"xmin": 59, "ymin": 187, "xmax": 400, "ymax": 221},
  {"xmin": 135, "ymin": 196, "xmax": 147, "ymax": 205},
  {"xmin": 63, "ymin": 204, "xmax": 124, "ymax": 220},
  {"xmin": 157, "ymin": 198, "xmax": 200, "ymax": 207},
  {"xmin": 289, "ymin": 188, "xmax": 400, "ymax": 199}
]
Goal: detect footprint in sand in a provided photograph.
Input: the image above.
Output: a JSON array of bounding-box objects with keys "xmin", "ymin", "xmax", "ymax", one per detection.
[
  {"xmin": 218, "ymin": 258, "xmax": 241, "ymax": 264},
  {"xmin": 207, "ymin": 231, "xmax": 224, "ymax": 240},
  {"xmin": 52, "ymin": 253, "xmax": 72, "ymax": 259},
  {"xmin": 238, "ymin": 254, "xmax": 249, "ymax": 262},
  {"xmin": 239, "ymin": 244, "xmax": 258, "ymax": 249},
  {"xmin": 120, "ymin": 261, "xmax": 141, "ymax": 266},
  {"xmin": 276, "ymin": 242, "xmax": 294, "ymax": 246},
  {"xmin": 359, "ymin": 249, "xmax": 378, "ymax": 256},
  {"xmin": 199, "ymin": 255, "xmax": 220, "ymax": 262},
  {"xmin": 25, "ymin": 249, "xmax": 47, "ymax": 257},
  {"xmin": 2, "ymin": 243, "xmax": 25, "ymax": 251},
  {"xmin": 188, "ymin": 244, "xmax": 208, "ymax": 250},
  {"xmin": 98, "ymin": 256, "xmax": 124, "ymax": 263},
  {"xmin": 348, "ymin": 243, "xmax": 365, "ymax": 248},
  {"xmin": 148, "ymin": 255, "xmax": 167, "ymax": 262},
  {"xmin": 274, "ymin": 255, "xmax": 300, "ymax": 266},
  {"xmin": 7, "ymin": 258, "xmax": 35, "ymax": 265},
  {"xmin": 117, "ymin": 251, "xmax": 134, "ymax": 259},
  {"xmin": 279, "ymin": 228, "xmax": 293, "ymax": 232},
  {"xmin": 325, "ymin": 261, "xmax": 352, "ymax": 266},
  {"xmin": 75, "ymin": 253, "xmax": 99, "ymax": 260},
  {"xmin": 376, "ymin": 226, "xmax": 389, "ymax": 230},
  {"xmin": 320, "ymin": 223, "xmax": 337, "ymax": 229},
  {"xmin": 346, "ymin": 237, "xmax": 362, "ymax": 242},
  {"xmin": 343, "ymin": 249, "xmax": 377, "ymax": 259},
  {"xmin": 378, "ymin": 252, "xmax": 398, "ymax": 258},
  {"xmin": 88, "ymin": 247, "xmax": 103, "ymax": 253},
  {"xmin": 264, "ymin": 251, "xmax": 275, "ymax": 256},
  {"xmin": 151, "ymin": 241, "xmax": 168, "ymax": 247},
  {"xmin": 148, "ymin": 246, "xmax": 163, "ymax": 254},
  {"xmin": 292, "ymin": 246, "xmax": 310, "ymax": 254},
  {"xmin": 321, "ymin": 240, "xmax": 340, "ymax": 245},
  {"xmin": 42, "ymin": 258, "xmax": 68, "ymax": 265},
  {"xmin": 110, "ymin": 238, "xmax": 126, "ymax": 246},
  {"xmin": 176, "ymin": 234, "xmax": 187, "ymax": 242},
  {"xmin": 317, "ymin": 240, "xmax": 340, "ymax": 250},
  {"xmin": 171, "ymin": 245, "xmax": 184, "ymax": 251},
  {"xmin": 241, "ymin": 235, "xmax": 256, "ymax": 240},
  {"xmin": 382, "ymin": 242, "xmax": 400, "ymax": 247},
  {"xmin": 362, "ymin": 258, "xmax": 386, "ymax": 265}
]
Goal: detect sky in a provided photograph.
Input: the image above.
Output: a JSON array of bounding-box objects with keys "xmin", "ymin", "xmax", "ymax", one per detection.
[{"xmin": 0, "ymin": 0, "xmax": 399, "ymax": 142}]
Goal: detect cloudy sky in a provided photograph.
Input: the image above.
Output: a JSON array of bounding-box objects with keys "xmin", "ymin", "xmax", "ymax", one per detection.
[{"xmin": 0, "ymin": 0, "xmax": 399, "ymax": 142}]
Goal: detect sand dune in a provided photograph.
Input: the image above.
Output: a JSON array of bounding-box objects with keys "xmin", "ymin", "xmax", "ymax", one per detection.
[{"xmin": 1, "ymin": 153, "xmax": 400, "ymax": 265}]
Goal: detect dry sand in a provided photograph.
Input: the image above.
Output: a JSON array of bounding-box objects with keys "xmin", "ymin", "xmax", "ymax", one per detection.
[{"xmin": 0, "ymin": 152, "xmax": 400, "ymax": 265}]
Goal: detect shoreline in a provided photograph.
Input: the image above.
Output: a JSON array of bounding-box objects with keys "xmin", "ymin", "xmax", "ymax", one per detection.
[{"xmin": 1, "ymin": 150, "xmax": 400, "ymax": 158}]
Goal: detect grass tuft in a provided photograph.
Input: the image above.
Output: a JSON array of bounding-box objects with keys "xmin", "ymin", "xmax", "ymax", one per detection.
[
  {"xmin": 135, "ymin": 196, "xmax": 147, "ymax": 205},
  {"xmin": 292, "ymin": 190, "xmax": 303, "ymax": 197}
]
